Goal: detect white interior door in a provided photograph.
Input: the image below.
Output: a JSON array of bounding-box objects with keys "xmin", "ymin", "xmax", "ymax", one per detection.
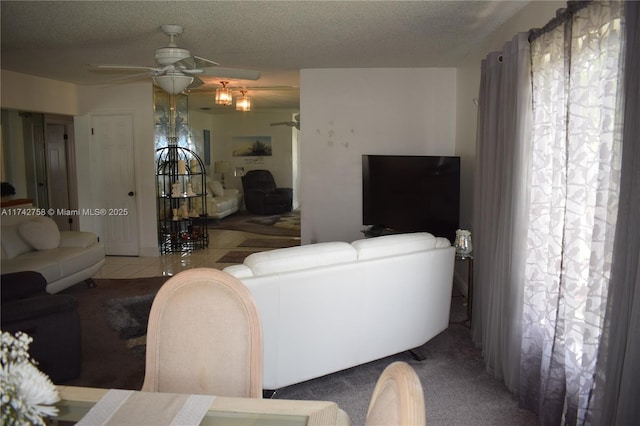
[{"xmin": 91, "ymin": 114, "xmax": 139, "ymax": 255}]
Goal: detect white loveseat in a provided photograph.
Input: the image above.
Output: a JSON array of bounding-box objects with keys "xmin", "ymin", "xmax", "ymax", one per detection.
[
  {"xmin": 193, "ymin": 177, "xmax": 242, "ymax": 219},
  {"xmin": 1, "ymin": 215, "xmax": 105, "ymax": 294},
  {"xmin": 223, "ymin": 232, "xmax": 455, "ymax": 390}
]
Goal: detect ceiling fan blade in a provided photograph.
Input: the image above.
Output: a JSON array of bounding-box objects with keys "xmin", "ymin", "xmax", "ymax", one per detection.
[
  {"xmin": 89, "ymin": 64, "xmax": 160, "ymax": 73},
  {"xmin": 188, "ymin": 75, "xmax": 205, "ymax": 89},
  {"xmin": 97, "ymin": 71, "xmax": 154, "ymax": 87},
  {"xmin": 193, "ymin": 55, "xmax": 220, "ymax": 68},
  {"xmin": 176, "ymin": 55, "xmax": 220, "ymax": 70},
  {"xmin": 200, "ymin": 67, "xmax": 261, "ymax": 81},
  {"xmin": 174, "ymin": 56, "xmax": 219, "ymax": 71}
]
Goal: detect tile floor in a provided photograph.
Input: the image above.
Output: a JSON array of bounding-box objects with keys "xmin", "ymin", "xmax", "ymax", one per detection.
[{"xmin": 93, "ymin": 229, "xmax": 297, "ymax": 279}]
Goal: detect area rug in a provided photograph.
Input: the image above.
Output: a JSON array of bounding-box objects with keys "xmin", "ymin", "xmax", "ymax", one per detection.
[
  {"xmin": 247, "ymin": 211, "xmax": 300, "ymax": 231},
  {"xmin": 210, "ymin": 210, "xmax": 300, "ymax": 237},
  {"xmin": 216, "ymin": 250, "xmax": 262, "ymax": 264},
  {"xmin": 103, "ymin": 292, "xmax": 157, "ymax": 339},
  {"xmin": 238, "ymin": 238, "xmax": 300, "ymax": 249}
]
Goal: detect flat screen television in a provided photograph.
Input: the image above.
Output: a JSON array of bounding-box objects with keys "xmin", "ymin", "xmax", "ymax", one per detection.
[{"xmin": 362, "ymin": 155, "xmax": 460, "ymax": 242}]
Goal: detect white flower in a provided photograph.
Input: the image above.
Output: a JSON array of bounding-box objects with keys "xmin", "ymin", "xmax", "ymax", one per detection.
[
  {"xmin": 11, "ymin": 362, "xmax": 60, "ymax": 417},
  {"xmin": 1, "ymin": 331, "xmax": 59, "ymax": 425}
]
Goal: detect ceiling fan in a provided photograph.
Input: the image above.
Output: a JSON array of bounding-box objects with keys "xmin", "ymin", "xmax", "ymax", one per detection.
[
  {"xmin": 90, "ymin": 24, "xmax": 261, "ymax": 94},
  {"xmin": 270, "ymin": 114, "xmax": 300, "ymax": 130}
]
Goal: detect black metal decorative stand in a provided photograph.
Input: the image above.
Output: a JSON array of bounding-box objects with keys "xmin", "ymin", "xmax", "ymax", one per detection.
[{"xmin": 156, "ymin": 143, "xmax": 208, "ymax": 253}]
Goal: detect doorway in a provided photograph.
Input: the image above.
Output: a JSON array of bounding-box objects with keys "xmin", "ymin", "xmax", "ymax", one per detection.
[
  {"xmin": 90, "ymin": 113, "xmax": 139, "ymax": 256},
  {"xmin": 44, "ymin": 115, "xmax": 79, "ymax": 230},
  {"xmin": 1, "ymin": 110, "xmax": 78, "ymax": 231}
]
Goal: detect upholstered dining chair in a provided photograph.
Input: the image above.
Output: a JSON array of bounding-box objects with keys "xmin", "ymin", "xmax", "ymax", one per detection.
[
  {"xmin": 365, "ymin": 361, "xmax": 426, "ymax": 426},
  {"xmin": 141, "ymin": 268, "xmax": 263, "ymax": 398}
]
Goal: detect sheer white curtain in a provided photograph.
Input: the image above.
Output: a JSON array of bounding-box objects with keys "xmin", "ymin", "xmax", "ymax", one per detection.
[{"xmin": 520, "ymin": 2, "xmax": 624, "ymax": 424}]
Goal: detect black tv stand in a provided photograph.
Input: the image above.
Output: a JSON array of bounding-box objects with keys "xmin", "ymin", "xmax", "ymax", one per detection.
[{"xmin": 361, "ymin": 226, "xmax": 403, "ymax": 238}]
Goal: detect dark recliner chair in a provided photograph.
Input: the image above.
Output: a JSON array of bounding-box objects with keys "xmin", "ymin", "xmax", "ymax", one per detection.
[
  {"xmin": 1, "ymin": 271, "xmax": 81, "ymax": 383},
  {"xmin": 241, "ymin": 170, "xmax": 293, "ymax": 215}
]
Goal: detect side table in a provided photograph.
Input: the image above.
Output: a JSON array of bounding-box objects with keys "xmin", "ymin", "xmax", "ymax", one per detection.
[{"xmin": 455, "ymin": 254, "xmax": 474, "ymax": 327}]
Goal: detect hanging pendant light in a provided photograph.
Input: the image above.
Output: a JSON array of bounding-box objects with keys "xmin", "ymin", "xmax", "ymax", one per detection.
[
  {"xmin": 236, "ymin": 90, "xmax": 251, "ymax": 112},
  {"xmin": 215, "ymin": 81, "xmax": 232, "ymax": 106}
]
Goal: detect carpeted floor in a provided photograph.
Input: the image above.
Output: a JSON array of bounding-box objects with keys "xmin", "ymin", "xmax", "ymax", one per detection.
[
  {"xmin": 209, "ymin": 210, "xmax": 300, "ymax": 237},
  {"xmin": 59, "ymin": 276, "xmax": 169, "ymax": 390},
  {"xmin": 59, "ymin": 277, "xmax": 537, "ymax": 425}
]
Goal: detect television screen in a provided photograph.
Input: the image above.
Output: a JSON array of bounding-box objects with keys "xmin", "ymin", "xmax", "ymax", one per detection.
[{"xmin": 362, "ymin": 155, "xmax": 460, "ymax": 242}]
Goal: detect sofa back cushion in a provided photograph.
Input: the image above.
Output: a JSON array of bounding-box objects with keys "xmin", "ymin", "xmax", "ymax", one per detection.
[
  {"xmin": 19, "ymin": 217, "xmax": 61, "ymax": 250},
  {"xmin": 210, "ymin": 180, "xmax": 225, "ymax": 197},
  {"xmin": 243, "ymin": 242, "xmax": 357, "ymax": 276},
  {"xmin": 352, "ymin": 232, "xmax": 445, "ymax": 260},
  {"xmin": 1, "ymin": 225, "xmax": 33, "ymax": 260},
  {"xmin": 1, "ymin": 217, "xmax": 62, "ymax": 260}
]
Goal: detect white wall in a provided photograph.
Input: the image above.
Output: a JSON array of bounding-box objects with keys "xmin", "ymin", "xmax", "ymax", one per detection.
[
  {"xmin": 300, "ymin": 68, "xmax": 456, "ymax": 244},
  {"xmin": 1, "ymin": 70, "xmax": 79, "ymax": 115}
]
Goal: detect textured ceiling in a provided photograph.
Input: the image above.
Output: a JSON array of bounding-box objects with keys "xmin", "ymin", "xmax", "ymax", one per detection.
[{"xmin": 1, "ymin": 1, "xmax": 529, "ymax": 110}]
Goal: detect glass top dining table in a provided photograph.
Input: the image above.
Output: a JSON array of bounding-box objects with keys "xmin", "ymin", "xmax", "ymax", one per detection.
[{"xmin": 54, "ymin": 386, "xmax": 350, "ymax": 426}]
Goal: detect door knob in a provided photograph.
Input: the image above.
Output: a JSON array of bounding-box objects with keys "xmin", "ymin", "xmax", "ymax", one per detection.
[{"xmin": 128, "ymin": 191, "xmax": 135, "ymax": 197}]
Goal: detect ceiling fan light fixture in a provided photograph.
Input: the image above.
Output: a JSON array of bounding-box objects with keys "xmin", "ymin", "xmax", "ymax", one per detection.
[
  {"xmin": 153, "ymin": 73, "xmax": 194, "ymax": 94},
  {"xmin": 215, "ymin": 81, "xmax": 233, "ymax": 106},
  {"xmin": 236, "ymin": 90, "xmax": 251, "ymax": 112}
]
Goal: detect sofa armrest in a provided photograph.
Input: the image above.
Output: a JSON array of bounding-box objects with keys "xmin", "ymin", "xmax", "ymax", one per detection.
[
  {"xmin": 59, "ymin": 231, "xmax": 99, "ymax": 249},
  {"xmin": 223, "ymin": 264, "xmax": 254, "ymax": 278},
  {"xmin": 1, "ymin": 271, "xmax": 48, "ymax": 302},
  {"xmin": 1, "ymin": 293, "xmax": 77, "ymax": 323}
]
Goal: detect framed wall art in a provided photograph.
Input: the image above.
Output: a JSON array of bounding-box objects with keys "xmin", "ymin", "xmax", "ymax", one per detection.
[{"xmin": 232, "ymin": 136, "xmax": 272, "ymax": 157}]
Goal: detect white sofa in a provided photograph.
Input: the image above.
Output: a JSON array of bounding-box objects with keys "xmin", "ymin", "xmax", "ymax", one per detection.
[
  {"xmin": 1, "ymin": 215, "xmax": 105, "ymax": 294},
  {"xmin": 223, "ymin": 232, "xmax": 455, "ymax": 390},
  {"xmin": 193, "ymin": 177, "xmax": 242, "ymax": 219}
]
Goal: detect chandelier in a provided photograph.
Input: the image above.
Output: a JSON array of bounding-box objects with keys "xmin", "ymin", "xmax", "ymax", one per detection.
[
  {"xmin": 215, "ymin": 81, "xmax": 232, "ymax": 105},
  {"xmin": 236, "ymin": 90, "xmax": 251, "ymax": 112}
]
